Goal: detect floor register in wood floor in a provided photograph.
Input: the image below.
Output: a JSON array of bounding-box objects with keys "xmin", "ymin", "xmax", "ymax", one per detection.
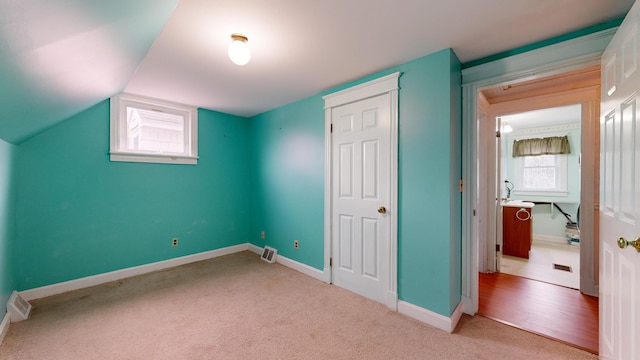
[
  {"xmin": 1, "ymin": 252, "xmax": 596, "ymax": 359},
  {"xmin": 479, "ymin": 272, "xmax": 599, "ymax": 354}
]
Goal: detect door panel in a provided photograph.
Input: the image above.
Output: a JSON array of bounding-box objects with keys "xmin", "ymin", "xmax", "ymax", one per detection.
[
  {"xmin": 362, "ymin": 140, "xmax": 379, "ymax": 199},
  {"xmin": 339, "ymin": 143, "xmax": 353, "ymax": 197},
  {"xmin": 362, "ymin": 217, "xmax": 379, "ymax": 278},
  {"xmin": 339, "ymin": 215, "xmax": 353, "ymax": 270},
  {"xmin": 599, "ymin": 2, "xmax": 640, "ymax": 359},
  {"xmin": 332, "ymin": 93, "xmax": 390, "ymax": 304}
]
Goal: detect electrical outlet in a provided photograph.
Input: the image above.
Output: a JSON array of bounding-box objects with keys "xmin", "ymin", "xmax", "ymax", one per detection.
[
  {"xmin": 261, "ymin": 231, "xmax": 265, "ymax": 239},
  {"xmin": 294, "ymin": 240, "xmax": 299, "ymax": 249},
  {"xmin": 172, "ymin": 238, "xmax": 178, "ymax": 247}
]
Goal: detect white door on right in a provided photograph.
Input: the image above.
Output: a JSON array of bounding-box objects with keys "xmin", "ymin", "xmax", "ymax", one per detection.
[{"xmin": 600, "ymin": 1, "xmax": 640, "ymax": 359}]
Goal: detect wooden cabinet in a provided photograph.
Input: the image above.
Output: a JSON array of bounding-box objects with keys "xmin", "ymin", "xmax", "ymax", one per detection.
[{"xmin": 502, "ymin": 206, "xmax": 533, "ymax": 259}]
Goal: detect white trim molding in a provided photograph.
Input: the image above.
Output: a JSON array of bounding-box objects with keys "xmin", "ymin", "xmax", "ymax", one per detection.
[
  {"xmin": 20, "ymin": 243, "xmax": 329, "ymax": 303},
  {"xmin": 462, "ymin": 29, "xmax": 616, "ymax": 84},
  {"xmin": 323, "ymin": 72, "xmax": 400, "ymax": 311},
  {"xmin": 0, "ymin": 312, "xmax": 10, "ymax": 346},
  {"xmin": 248, "ymin": 244, "xmax": 325, "ymax": 282},
  {"xmin": 110, "ymin": 93, "xmax": 198, "ymax": 165},
  {"xmin": 398, "ymin": 301, "xmax": 464, "ymax": 333},
  {"xmin": 323, "ymin": 72, "xmax": 401, "ymax": 109},
  {"xmin": 20, "ymin": 244, "xmax": 250, "ymax": 301},
  {"xmin": 534, "ymin": 234, "xmax": 572, "ymax": 245}
]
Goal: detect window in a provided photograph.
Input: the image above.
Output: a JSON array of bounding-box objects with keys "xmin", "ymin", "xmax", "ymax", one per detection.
[
  {"xmin": 110, "ymin": 93, "xmax": 198, "ymax": 164},
  {"xmin": 514, "ymin": 154, "xmax": 567, "ymax": 196}
]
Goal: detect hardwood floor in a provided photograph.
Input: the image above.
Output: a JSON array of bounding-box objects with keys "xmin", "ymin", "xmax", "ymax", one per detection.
[{"xmin": 478, "ymin": 272, "xmax": 598, "ymax": 354}]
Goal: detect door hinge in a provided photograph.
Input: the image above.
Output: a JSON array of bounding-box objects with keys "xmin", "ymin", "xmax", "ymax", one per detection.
[
  {"xmin": 330, "ymin": 124, "xmax": 333, "ymax": 133},
  {"xmin": 496, "ymin": 244, "xmax": 500, "ymax": 252},
  {"xmin": 459, "ymin": 179, "xmax": 463, "ymax": 192},
  {"xmin": 329, "ymin": 257, "xmax": 332, "ymax": 267},
  {"xmin": 496, "ymin": 130, "xmax": 501, "ymax": 138},
  {"xmin": 473, "ymin": 209, "xmax": 476, "ymax": 216}
]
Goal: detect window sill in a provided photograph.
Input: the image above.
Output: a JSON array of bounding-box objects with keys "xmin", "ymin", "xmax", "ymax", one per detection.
[{"xmin": 110, "ymin": 152, "xmax": 198, "ymax": 165}]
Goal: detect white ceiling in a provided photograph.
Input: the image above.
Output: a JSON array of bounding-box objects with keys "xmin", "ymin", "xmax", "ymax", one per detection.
[{"xmin": 0, "ymin": 0, "xmax": 635, "ymax": 143}]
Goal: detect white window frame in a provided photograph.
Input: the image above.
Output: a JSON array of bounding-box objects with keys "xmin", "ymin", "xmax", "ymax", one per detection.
[
  {"xmin": 513, "ymin": 154, "xmax": 568, "ymax": 197},
  {"xmin": 110, "ymin": 93, "xmax": 198, "ymax": 165}
]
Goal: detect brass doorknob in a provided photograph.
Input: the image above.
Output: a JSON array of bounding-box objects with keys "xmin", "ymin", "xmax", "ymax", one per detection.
[
  {"xmin": 617, "ymin": 237, "xmax": 640, "ymax": 253},
  {"xmin": 377, "ymin": 206, "xmax": 387, "ymax": 214}
]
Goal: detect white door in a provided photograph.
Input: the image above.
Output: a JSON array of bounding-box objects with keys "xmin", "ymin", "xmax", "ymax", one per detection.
[
  {"xmin": 496, "ymin": 116, "xmax": 504, "ymax": 271},
  {"xmin": 331, "ymin": 93, "xmax": 390, "ymax": 304},
  {"xmin": 600, "ymin": 2, "xmax": 640, "ymax": 359}
]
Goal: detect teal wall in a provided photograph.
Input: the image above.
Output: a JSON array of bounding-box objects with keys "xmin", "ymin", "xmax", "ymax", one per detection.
[
  {"xmin": 396, "ymin": 49, "xmax": 461, "ymax": 316},
  {"xmin": 249, "ymin": 96, "xmax": 326, "ymax": 269},
  {"xmin": 0, "ymin": 139, "xmax": 16, "ymax": 314},
  {"xmin": 14, "ymin": 100, "xmax": 250, "ymax": 290},
  {"xmin": 250, "ymin": 49, "xmax": 462, "ymax": 316}
]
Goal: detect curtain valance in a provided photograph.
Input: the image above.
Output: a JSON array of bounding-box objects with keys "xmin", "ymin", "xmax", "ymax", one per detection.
[{"xmin": 512, "ymin": 135, "xmax": 570, "ymax": 157}]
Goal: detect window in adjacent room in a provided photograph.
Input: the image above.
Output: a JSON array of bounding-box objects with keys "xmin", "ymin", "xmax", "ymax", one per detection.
[
  {"xmin": 110, "ymin": 93, "xmax": 198, "ymax": 164},
  {"xmin": 514, "ymin": 154, "xmax": 568, "ymax": 196},
  {"xmin": 516, "ymin": 155, "xmax": 567, "ymax": 195},
  {"xmin": 512, "ymin": 135, "xmax": 570, "ymax": 196}
]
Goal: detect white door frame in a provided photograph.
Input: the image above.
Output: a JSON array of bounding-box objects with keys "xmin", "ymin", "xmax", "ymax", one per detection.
[
  {"xmin": 322, "ymin": 72, "xmax": 400, "ymax": 310},
  {"xmin": 461, "ymin": 29, "xmax": 616, "ymax": 315}
]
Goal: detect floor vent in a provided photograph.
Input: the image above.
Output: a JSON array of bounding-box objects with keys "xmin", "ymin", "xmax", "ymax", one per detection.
[
  {"xmin": 553, "ymin": 264, "xmax": 572, "ymax": 272},
  {"xmin": 7, "ymin": 291, "xmax": 32, "ymax": 323},
  {"xmin": 261, "ymin": 246, "xmax": 278, "ymax": 263}
]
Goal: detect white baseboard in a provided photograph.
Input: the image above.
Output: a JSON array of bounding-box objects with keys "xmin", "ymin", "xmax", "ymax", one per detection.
[
  {"xmin": 461, "ymin": 295, "xmax": 475, "ymax": 315},
  {"xmin": 386, "ymin": 291, "xmax": 398, "ymax": 311},
  {"xmin": 248, "ymin": 244, "xmax": 325, "ymax": 282},
  {"xmin": 15, "ymin": 243, "xmax": 464, "ymax": 337},
  {"xmin": 398, "ymin": 300, "xmax": 464, "ymax": 333},
  {"xmin": 450, "ymin": 302, "xmax": 464, "ymax": 331},
  {"xmin": 321, "ymin": 268, "xmax": 331, "ymax": 284},
  {"xmin": 248, "ymin": 243, "xmax": 263, "ymax": 255},
  {"xmin": 0, "ymin": 312, "xmax": 9, "ymax": 346},
  {"xmin": 533, "ymin": 234, "xmax": 568, "ymax": 245},
  {"xmin": 20, "ymin": 244, "xmax": 250, "ymax": 301}
]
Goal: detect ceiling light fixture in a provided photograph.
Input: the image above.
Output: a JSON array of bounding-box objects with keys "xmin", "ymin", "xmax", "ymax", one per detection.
[
  {"xmin": 228, "ymin": 33, "xmax": 251, "ymax": 66},
  {"xmin": 502, "ymin": 122, "xmax": 513, "ymax": 133}
]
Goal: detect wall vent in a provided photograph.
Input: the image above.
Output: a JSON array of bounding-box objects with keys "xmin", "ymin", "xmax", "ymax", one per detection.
[
  {"xmin": 7, "ymin": 291, "xmax": 31, "ymax": 323},
  {"xmin": 553, "ymin": 263, "xmax": 572, "ymax": 272},
  {"xmin": 261, "ymin": 246, "xmax": 278, "ymax": 263}
]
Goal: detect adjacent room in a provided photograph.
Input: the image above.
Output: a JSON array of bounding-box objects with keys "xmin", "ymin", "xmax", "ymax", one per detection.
[{"xmin": 1, "ymin": 1, "xmax": 639, "ymax": 359}]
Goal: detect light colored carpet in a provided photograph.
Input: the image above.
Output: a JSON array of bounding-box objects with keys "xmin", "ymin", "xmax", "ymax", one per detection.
[{"xmin": 0, "ymin": 251, "xmax": 596, "ymax": 359}]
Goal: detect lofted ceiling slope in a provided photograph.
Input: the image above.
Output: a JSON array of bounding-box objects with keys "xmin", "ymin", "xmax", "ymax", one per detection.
[
  {"xmin": 0, "ymin": 0, "xmax": 635, "ymax": 144},
  {"xmin": 0, "ymin": 0, "xmax": 180, "ymax": 144}
]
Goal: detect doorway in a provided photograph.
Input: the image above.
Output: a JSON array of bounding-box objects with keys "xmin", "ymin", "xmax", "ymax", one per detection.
[
  {"xmin": 476, "ymin": 65, "xmax": 600, "ymax": 296},
  {"xmin": 475, "ymin": 66, "xmax": 600, "ymax": 350},
  {"xmin": 496, "ymin": 104, "xmax": 582, "ymax": 289}
]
